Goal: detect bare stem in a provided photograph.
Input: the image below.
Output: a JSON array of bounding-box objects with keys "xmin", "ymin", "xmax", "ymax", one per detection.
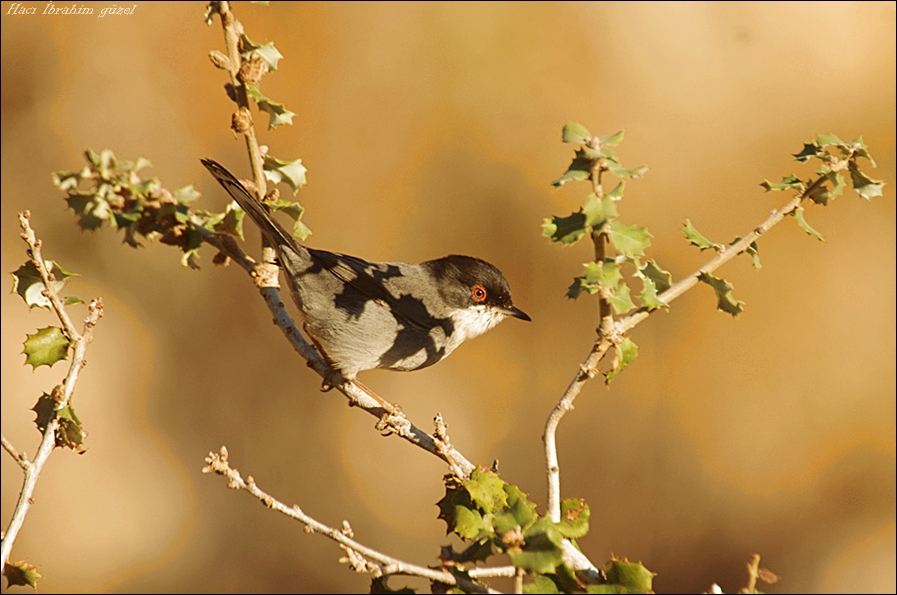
[
  {"xmin": 1, "ymin": 214, "xmax": 104, "ymax": 568},
  {"xmin": 203, "ymin": 447, "xmax": 497, "ymax": 593},
  {"xmin": 211, "ymin": 1, "xmax": 276, "ymax": 266},
  {"xmin": 1, "ymin": 435, "xmax": 28, "ymax": 471}
]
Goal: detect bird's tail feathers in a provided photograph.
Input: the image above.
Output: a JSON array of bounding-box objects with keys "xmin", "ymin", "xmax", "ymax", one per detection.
[{"xmin": 200, "ymin": 158, "xmax": 301, "ymax": 254}]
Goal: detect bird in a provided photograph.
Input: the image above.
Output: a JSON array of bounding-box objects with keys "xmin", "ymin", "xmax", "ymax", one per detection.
[{"xmin": 201, "ymin": 158, "xmax": 530, "ymax": 403}]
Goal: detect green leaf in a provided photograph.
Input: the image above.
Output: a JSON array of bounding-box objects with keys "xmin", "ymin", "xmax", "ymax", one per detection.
[
  {"xmin": 3, "ymin": 561, "xmax": 42, "ymax": 590},
  {"xmin": 507, "ymin": 517, "xmax": 565, "ymax": 574},
  {"xmin": 793, "ymin": 206, "xmax": 824, "ymax": 242},
  {"xmin": 699, "ymin": 272, "xmax": 745, "ymax": 317},
  {"xmin": 793, "ymin": 142, "xmax": 819, "ymax": 162},
  {"xmin": 562, "ymin": 121, "xmax": 592, "ymax": 144},
  {"xmin": 607, "ymin": 181, "xmax": 626, "ymax": 201},
  {"xmin": 806, "ymin": 182, "xmax": 832, "ymax": 206},
  {"xmin": 848, "ymin": 162, "xmax": 885, "ymax": 200},
  {"xmin": 588, "ymin": 260, "xmax": 622, "ymax": 288},
  {"xmin": 815, "ymin": 133, "xmax": 845, "ymax": 148},
  {"xmin": 265, "ymin": 196, "xmax": 312, "ymax": 239},
  {"xmin": 56, "ymin": 405, "xmax": 87, "ymax": 453},
  {"xmin": 437, "ymin": 479, "xmax": 468, "ymax": 534},
  {"xmin": 743, "ymin": 240, "xmax": 762, "ymax": 270},
  {"xmin": 464, "ymin": 468, "xmax": 508, "ymax": 514},
  {"xmin": 556, "ymin": 498, "xmax": 590, "ymax": 539},
  {"xmin": 607, "ymin": 163, "xmax": 648, "ymax": 179},
  {"xmin": 639, "ymin": 259, "xmax": 672, "ymax": 293},
  {"xmin": 263, "ymin": 155, "xmax": 307, "ymax": 193},
  {"xmin": 682, "ymin": 219, "xmax": 722, "ymax": 252},
  {"xmin": 445, "ymin": 538, "xmax": 495, "ymax": 564},
  {"xmin": 542, "ymin": 211, "xmax": 588, "ymax": 245},
  {"xmin": 760, "ymin": 174, "xmax": 806, "ymax": 193},
  {"xmin": 11, "ymin": 261, "xmax": 79, "ymax": 309},
  {"xmin": 493, "ymin": 485, "xmax": 538, "ymax": 534},
  {"xmin": 245, "ymin": 84, "xmax": 295, "ymax": 129},
  {"xmin": 851, "ymin": 136, "xmax": 877, "ymax": 167},
  {"xmin": 370, "ymin": 576, "xmax": 417, "ymax": 594},
  {"xmin": 583, "ymin": 193, "xmax": 618, "ymax": 229},
  {"xmin": 214, "ymin": 201, "xmax": 246, "ymax": 239},
  {"xmin": 635, "ymin": 273, "xmax": 666, "ymax": 311},
  {"xmin": 602, "ymin": 558, "xmax": 655, "ymax": 594},
  {"xmin": 824, "ymin": 170, "xmax": 846, "ymax": 200},
  {"xmin": 241, "ymin": 34, "xmax": 283, "ymax": 71},
  {"xmin": 598, "ymin": 130, "xmax": 625, "ymax": 147},
  {"xmin": 607, "ymin": 220, "xmax": 651, "ymax": 258},
  {"xmin": 453, "ymin": 505, "xmax": 490, "ymax": 541},
  {"xmin": 606, "ymin": 337, "xmax": 638, "ymax": 383},
  {"xmin": 606, "ymin": 282, "xmax": 636, "ymax": 315},
  {"xmin": 32, "ymin": 392, "xmax": 57, "ymax": 434},
  {"xmin": 23, "ymin": 327, "xmax": 71, "ymax": 369},
  {"xmin": 173, "ymin": 184, "xmax": 201, "ymax": 204},
  {"xmin": 551, "ymin": 149, "xmax": 594, "ymax": 188},
  {"xmin": 727, "ymin": 237, "xmax": 762, "ymax": 270}
]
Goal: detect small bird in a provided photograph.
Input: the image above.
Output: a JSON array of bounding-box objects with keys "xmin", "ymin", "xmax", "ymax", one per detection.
[{"xmin": 201, "ymin": 159, "xmax": 530, "ymax": 390}]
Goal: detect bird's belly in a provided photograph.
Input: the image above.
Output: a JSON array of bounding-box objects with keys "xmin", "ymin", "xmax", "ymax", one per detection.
[{"xmin": 303, "ymin": 299, "xmax": 452, "ymax": 376}]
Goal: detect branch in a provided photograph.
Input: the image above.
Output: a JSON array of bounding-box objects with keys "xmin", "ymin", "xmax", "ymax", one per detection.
[
  {"xmin": 543, "ymin": 165, "xmax": 835, "ymax": 522},
  {"xmin": 201, "ymin": 5, "xmax": 478, "ymax": 476},
  {"xmin": 203, "ymin": 447, "xmax": 499, "ymax": 594},
  {"xmin": 1, "ymin": 435, "xmax": 28, "ymax": 471},
  {"xmin": 1, "ymin": 213, "xmax": 104, "ymax": 568},
  {"xmin": 17, "ymin": 212, "xmax": 79, "ymax": 340}
]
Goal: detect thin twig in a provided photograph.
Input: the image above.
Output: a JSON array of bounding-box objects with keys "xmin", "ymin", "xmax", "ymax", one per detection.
[
  {"xmin": 1, "ymin": 435, "xmax": 28, "ymax": 471},
  {"xmin": 1, "ymin": 215, "xmax": 104, "ymax": 568},
  {"xmin": 17, "ymin": 211, "xmax": 79, "ymax": 340},
  {"xmin": 211, "ymin": 1, "xmax": 277, "ymax": 266},
  {"xmin": 203, "ymin": 447, "xmax": 499, "ymax": 593}
]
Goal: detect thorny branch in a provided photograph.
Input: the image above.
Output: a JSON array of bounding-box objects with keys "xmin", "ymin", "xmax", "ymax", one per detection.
[{"xmin": 1, "ymin": 212, "xmax": 104, "ymax": 568}]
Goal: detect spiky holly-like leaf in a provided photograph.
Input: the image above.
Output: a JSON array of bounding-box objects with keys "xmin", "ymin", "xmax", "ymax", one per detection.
[
  {"xmin": 263, "ymin": 155, "xmax": 307, "ymax": 194},
  {"xmin": 793, "ymin": 207, "xmax": 824, "ymax": 242},
  {"xmin": 683, "ymin": 219, "xmax": 722, "ymax": 252},
  {"xmin": 11, "ymin": 261, "xmax": 80, "ymax": 309},
  {"xmin": 561, "ymin": 121, "xmax": 592, "ymax": 144},
  {"xmin": 699, "ymin": 272, "xmax": 745, "ymax": 317},
  {"xmin": 245, "ymin": 84, "xmax": 295, "ymax": 129},
  {"xmin": 23, "ymin": 327, "xmax": 71, "ymax": 369},
  {"xmin": 3, "ymin": 561, "xmax": 42, "ymax": 590},
  {"xmin": 556, "ymin": 498, "xmax": 590, "ymax": 539},
  {"xmin": 607, "ymin": 220, "xmax": 651, "ymax": 258},
  {"xmin": 606, "ymin": 337, "xmax": 638, "ymax": 383}
]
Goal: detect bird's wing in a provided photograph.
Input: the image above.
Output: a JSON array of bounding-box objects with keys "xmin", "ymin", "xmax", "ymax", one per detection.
[{"xmin": 308, "ymin": 249, "xmax": 434, "ymax": 331}]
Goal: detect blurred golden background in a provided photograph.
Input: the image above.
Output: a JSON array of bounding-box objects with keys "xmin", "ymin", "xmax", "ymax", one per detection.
[{"xmin": 2, "ymin": 2, "xmax": 894, "ymax": 593}]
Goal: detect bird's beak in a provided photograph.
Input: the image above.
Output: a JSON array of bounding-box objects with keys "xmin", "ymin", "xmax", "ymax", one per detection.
[{"xmin": 501, "ymin": 305, "xmax": 531, "ymax": 322}]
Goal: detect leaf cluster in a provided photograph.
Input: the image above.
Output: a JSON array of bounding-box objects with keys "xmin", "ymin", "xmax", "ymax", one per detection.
[
  {"xmin": 52, "ymin": 148, "xmax": 308, "ymax": 269},
  {"xmin": 543, "ymin": 123, "xmax": 668, "ymax": 315},
  {"xmin": 433, "ymin": 469, "xmax": 654, "ymax": 593}
]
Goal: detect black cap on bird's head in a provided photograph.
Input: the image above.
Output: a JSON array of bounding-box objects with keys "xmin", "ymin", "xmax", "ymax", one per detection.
[{"xmin": 425, "ymin": 255, "xmax": 530, "ymax": 321}]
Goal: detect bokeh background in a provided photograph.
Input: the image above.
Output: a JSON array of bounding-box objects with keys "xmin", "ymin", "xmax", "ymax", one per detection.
[{"xmin": 2, "ymin": 2, "xmax": 894, "ymax": 593}]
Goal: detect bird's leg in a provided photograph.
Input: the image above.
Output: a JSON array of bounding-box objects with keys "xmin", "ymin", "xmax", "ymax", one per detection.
[{"xmin": 349, "ymin": 378, "xmax": 405, "ymax": 431}]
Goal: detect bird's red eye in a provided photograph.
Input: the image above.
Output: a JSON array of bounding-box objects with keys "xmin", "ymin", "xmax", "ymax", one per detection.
[{"xmin": 471, "ymin": 285, "xmax": 487, "ymax": 303}]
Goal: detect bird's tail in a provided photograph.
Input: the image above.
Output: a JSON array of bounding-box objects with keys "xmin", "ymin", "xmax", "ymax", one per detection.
[{"xmin": 200, "ymin": 158, "xmax": 303, "ymax": 255}]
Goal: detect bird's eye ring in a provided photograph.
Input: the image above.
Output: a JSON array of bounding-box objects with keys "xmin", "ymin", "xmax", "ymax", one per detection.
[{"xmin": 471, "ymin": 285, "xmax": 487, "ymax": 303}]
